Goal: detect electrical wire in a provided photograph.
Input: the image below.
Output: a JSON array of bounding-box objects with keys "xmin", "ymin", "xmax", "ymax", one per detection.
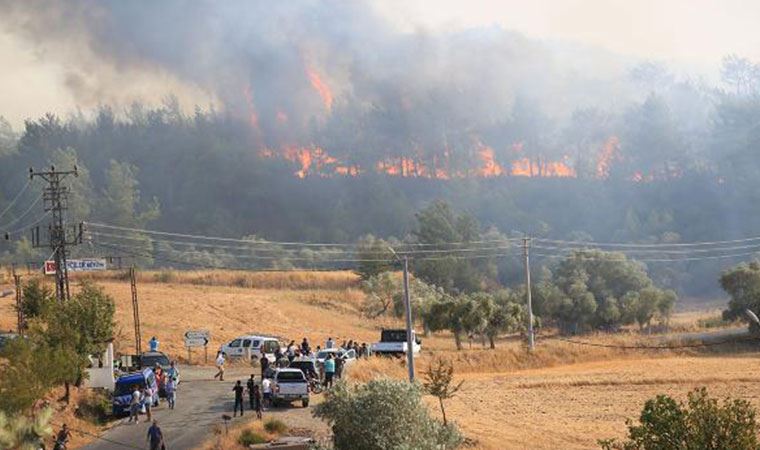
[
  {"xmin": 0, "ymin": 179, "xmax": 31, "ymax": 221},
  {"xmin": 4, "ymin": 211, "xmax": 51, "ymax": 236},
  {"xmin": 535, "ymin": 235, "xmax": 760, "ymax": 248},
  {"xmin": 0, "ymin": 192, "xmax": 43, "ymax": 231},
  {"xmin": 531, "ymin": 250, "xmax": 760, "ymax": 263},
  {"xmin": 532, "ymin": 242, "xmax": 760, "ymax": 255}
]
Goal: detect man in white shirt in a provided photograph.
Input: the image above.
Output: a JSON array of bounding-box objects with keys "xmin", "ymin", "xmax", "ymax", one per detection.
[
  {"xmin": 214, "ymin": 352, "xmax": 225, "ymax": 381},
  {"xmin": 261, "ymin": 377, "xmax": 272, "ymax": 410},
  {"xmin": 129, "ymin": 386, "xmax": 141, "ymax": 423}
]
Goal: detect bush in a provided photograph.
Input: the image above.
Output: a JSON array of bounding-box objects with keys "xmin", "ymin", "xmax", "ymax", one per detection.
[
  {"xmin": 264, "ymin": 418, "xmax": 288, "ymax": 434},
  {"xmin": 76, "ymin": 390, "xmax": 111, "ymax": 425},
  {"xmin": 314, "ymin": 379, "xmax": 463, "ymax": 450},
  {"xmin": 600, "ymin": 387, "xmax": 759, "ymax": 450},
  {"xmin": 238, "ymin": 428, "xmax": 268, "ymax": 446}
]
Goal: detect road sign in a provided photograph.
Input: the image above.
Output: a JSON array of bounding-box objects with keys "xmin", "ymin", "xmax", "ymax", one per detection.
[
  {"xmin": 184, "ymin": 330, "xmax": 210, "ymax": 348},
  {"xmin": 44, "ymin": 258, "xmax": 107, "ymax": 275}
]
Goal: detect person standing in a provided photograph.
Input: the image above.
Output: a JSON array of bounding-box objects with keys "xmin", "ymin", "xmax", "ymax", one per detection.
[
  {"xmin": 246, "ymin": 374, "xmax": 256, "ymax": 410},
  {"xmin": 129, "ymin": 385, "xmax": 141, "ymax": 423},
  {"xmin": 325, "ymin": 337, "xmax": 334, "ymax": 349},
  {"xmin": 252, "ymin": 384, "xmax": 263, "ymax": 420},
  {"xmin": 166, "ymin": 361, "xmax": 180, "ymax": 383},
  {"xmin": 300, "ymin": 337, "xmax": 310, "ymax": 354},
  {"xmin": 233, "ymin": 380, "xmax": 245, "ymax": 417},
  {"xmin": 142, "ymin": 386, "xmax": 153, "ymax": 421},
  {"xmin": 165, "ymin": 376, "xmax": 176, "ymax": 410},
  {"xmin": 149, "ymin": 336, "xmax": 159, "ymax": 352},
  {"xmin": 335, "ymin": 354, "xmax": 344, "ymax": 379},
  {"xmin": 146, "ymin": 420, "xmax": 164, "ymax": 450},
  {"xmin": 259, "ymin": 354, "xmax": 270, "ymax": 379},
  {"xmin": 261, "ymin": 377, "xmax": 272, "ymax": 410},
  {"xmin": 323, "ymin": 354, "xmax": 336, "ymax": 388},
  {"xmin": 214, "ymin": 351, "xmax": 225, "ymax": 381}
]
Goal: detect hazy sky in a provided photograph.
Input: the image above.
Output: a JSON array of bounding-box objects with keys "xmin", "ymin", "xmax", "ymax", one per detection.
[{"xmin": 2, "ymin": 0, "xmax": 759, "ymax": 128}]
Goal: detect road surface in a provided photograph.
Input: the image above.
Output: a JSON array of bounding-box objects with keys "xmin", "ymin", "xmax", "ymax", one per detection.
[{"xmin": 80, "ymin": 366, "xmax": 323, "ymax": 450}]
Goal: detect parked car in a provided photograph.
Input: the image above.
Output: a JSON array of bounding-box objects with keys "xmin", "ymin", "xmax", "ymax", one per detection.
[
  {"xmin": 138, "ymin": 351, "xmax": 171, "ymax": 370},
  {"xmin": 220, "ymin": 335, "xmax": 280, "ymax": 361},
  {"xmin": 370, "ymin": 329, "xmax": 421, "ymax": 356},
  {"xmin": 315, "ymin": 348, "xmax": 357, "ymax": 366},
  {"xmin": 112, "ymin": 368, "xmax": 159, "ymax": 416},
  {"xmin": 271, "ymin": 368, "xmax": 310, "ymax": 408}
]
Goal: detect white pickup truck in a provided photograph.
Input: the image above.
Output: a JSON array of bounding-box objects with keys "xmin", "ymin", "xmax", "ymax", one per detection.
[
  {"xmin": 271, "ymin": 368, "xmax": 310, "ymax": 408},
  {"xmin": 370, "ymin": 329, "xmax": 421, "ymax": 356}
]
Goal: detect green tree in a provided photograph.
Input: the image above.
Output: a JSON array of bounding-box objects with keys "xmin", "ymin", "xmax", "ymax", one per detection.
[
  {"xmin": 422, "ymin": 358, "xmax": 463, "ymax": 426},
  {"xmin": 392, "ymin": 277, "xmax": 446, "ymax": 335},
  {"xmin": 313, "ymin": 379, "xmax": 462, "ymax": 450},
  {"xmin": 18, "ymin": 279, "xmax": 55, "ymax": 324},
  {"xmin": 98, "ymin": 160, "xmax": 160, "ymax": 227},
  {"xmin": 484, "ymin": 290, "xmax": 526, "ymax": 349},
  {"xmin": 355, "ymin": 235, "xmax": 394, "ymax": 280},
  {"xmin": 721, "ymin": 261, "xmax": 760, "ymax": 329},
  {"xmin": 361, "ymin": 272, "xmax": 398, "ymax": 318},
  {"xmin": 600, "ymin": 387, "xmax": 760, "ymax": 450}
]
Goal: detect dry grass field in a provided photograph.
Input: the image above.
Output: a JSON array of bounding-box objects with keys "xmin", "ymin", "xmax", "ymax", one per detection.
[{"xmin": 1, "ymin": 268, "xmax": 758, "ymax": 449}]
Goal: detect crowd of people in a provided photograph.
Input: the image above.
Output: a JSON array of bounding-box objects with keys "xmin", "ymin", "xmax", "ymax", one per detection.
[{"xmin": 219, "ymin": 336, "xmax": 372, "ymax": 418}]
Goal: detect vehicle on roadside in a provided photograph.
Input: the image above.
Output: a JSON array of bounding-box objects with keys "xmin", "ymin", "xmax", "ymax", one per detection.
[
  {"xmin": 315, "ymin": 348, "xmax": 357, "ymax": 366},
  {"xmin": 138, "ymin": 351, "xmax": 171, "ymax": 370},
  {"xmin": 289, "ymin": 359, "xmax": 322, "ymax": 393},
  {"xmin": 370, "ymin": 329, "xmax": 421, "ymax": 356},
  {"xmin": 220, "ymin": 335, "xmax": 280, "ymax": 362},
  {"xmin": 111, "ymin": 368, "xmax": 159, "ymax": 416},
  {"xmin": 271, "ymin": 368, "xmax": 310, "ymax": 408}
]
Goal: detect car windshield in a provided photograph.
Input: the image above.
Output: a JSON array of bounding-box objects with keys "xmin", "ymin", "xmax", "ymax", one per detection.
[
  {"xmin": 277, "ymin": 371, "xmax": 306, "ymax": 382},
  {"xmin": 381, "ymin": 330, "xmax": 407, "ymax": 342},
  {"xmin": 141, "ymin": 354, "xmax": 170, "ymax": 368},
  {"xmin": 316, "ymin": 351, "xmax": 334, "ymax": 359}
]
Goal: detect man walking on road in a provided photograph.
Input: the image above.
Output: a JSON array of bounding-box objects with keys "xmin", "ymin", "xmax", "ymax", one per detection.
[
  {"xmin": 128, "ymin": 385, "xmax": 141, "ymax": 424},
  {"xmin": 233, "ymin": 380, "xmax": 245, "ymax": 417},
  {"xmin": 214, "ymin": 352, "xmax": 225, "ymax": 381},
  {"xmin": 165, "ymin": 376, "xmax": 176, "ymax": 410},
  {"xmin": 146, "ymin": 420, "xmax": 164, "ymax": 450}
]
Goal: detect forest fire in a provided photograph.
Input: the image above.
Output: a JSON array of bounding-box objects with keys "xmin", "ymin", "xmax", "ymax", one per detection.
[
  {"xmin": 305, "ymin": 66, "xmax": 333, "ymax": 111},
  {"xmin": 596, "ymin": 136, "xmax": 620, "ymax": 178}
]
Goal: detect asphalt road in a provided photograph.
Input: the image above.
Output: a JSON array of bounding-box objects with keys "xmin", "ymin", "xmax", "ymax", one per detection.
[{"xmin": 79, "ymin": 366, "xmax": 317, "ymax": 450}]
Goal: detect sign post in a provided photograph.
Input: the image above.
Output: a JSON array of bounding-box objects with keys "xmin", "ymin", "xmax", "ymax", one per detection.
[{"xmin": 184, "ymin": 330, "xmax": 210, "ymax": 365}]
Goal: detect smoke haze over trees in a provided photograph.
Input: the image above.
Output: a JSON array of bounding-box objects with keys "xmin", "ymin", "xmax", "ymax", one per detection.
[{"xmin": 2, "ymin": 1, "xmax": 760, "ymax": 297}]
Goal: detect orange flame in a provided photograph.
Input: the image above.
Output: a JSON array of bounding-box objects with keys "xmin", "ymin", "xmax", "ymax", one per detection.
[
  {"xmin": 510, "ymin": 158, "xmax": 576, "ymax": 177},
  {"xmin": 597, "ymin": 136, "xmax": 620, "ymax": 178},
  {"xmin": 242, "ymin": 85, "xmax": 260, "ymax": 130},
  {"xmin": 478, "ymin": 145, "xmax": 504, "ymax": 177},
  {"xmin": 305, "ymin": 66, "xmax": 333, "ymax": 111}
]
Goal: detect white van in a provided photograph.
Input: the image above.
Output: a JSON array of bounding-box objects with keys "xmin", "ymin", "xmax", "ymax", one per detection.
[{"xmin": 221, "ymin": 335, "xmax": 281, "ymax": 362}]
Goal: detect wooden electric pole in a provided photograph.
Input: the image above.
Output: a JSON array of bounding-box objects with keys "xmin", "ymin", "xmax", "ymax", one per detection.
[
  {"xmin": 130, "ymin": 265, "xmax": 142, "ymax": 354},
  {"xmin": 523, "ymin": 236, "xmax": 535, "ymax": 351}
]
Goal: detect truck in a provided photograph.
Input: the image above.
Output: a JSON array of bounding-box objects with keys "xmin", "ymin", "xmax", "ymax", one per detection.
[
  {"xmin": 370, "ymin": 329, "xmax": 421, "ymax": 356},
  {"xmin": 271, "ymin": 368, "xmax": 310, "ymax": 408},
  {"xmin": 220, "ymin": 335, "xmax": 281, "ymax": 362}
]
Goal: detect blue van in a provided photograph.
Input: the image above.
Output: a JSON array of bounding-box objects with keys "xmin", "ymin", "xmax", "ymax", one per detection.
[{"xmin": 112, "ymin": 368, "xmax": 159, "ymax": 416}]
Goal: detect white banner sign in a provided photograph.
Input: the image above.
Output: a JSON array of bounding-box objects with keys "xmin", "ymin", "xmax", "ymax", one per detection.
[{"xmin": 44, "ymin": 259, "xmax": 108, "ymax": 275}]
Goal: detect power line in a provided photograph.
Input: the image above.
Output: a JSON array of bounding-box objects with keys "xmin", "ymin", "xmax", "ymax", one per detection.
[
  {"xmin": 535, "ymin": 235, "xmax": 760, "ymax": 248},
  {"xmin": 532, "ymin": 242, "xmax": 760, "ymax": 255},
  {"xmin": 0, "ymin": 192, "xmax": 43, "ymax": 231},
  {"xmin": 0, "ymin": 178, "xmax": 31, "ymax": 221},
  {"xmin": 531, "ymin": 250, "xmax": 760, "ymax": 263}
]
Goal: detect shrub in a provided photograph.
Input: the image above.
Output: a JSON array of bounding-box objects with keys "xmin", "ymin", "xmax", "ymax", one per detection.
[
  {"xmin": 314, "ymin": 379, "xmax": 463, "ymax": 450},
  {"xmin": 238, "ymin": 428, "xmax": 267, "ymax": 446},
  {"xmin": 263, "ymin": 418, "xmax": 288, "ymax": 434},
  {"xmin": 600, "ymin": 387, "xmax": 760, "ymax": 450},
  {"xmin": 76, "ymin": 390, "xmax": 111, "ymax": 425}
]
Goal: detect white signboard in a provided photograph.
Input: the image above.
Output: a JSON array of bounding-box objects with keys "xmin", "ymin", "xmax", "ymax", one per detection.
[
  {"xmin": 44, "ymin": 259, "xmax": 107, "ymax": 275},
  {"xmin": 184, "ymin": 330, "xmax": 210, "ymax": 348}
]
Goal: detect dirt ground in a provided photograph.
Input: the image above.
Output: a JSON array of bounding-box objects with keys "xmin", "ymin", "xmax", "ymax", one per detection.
[{"xmin": 1, "ymin": 271, "xmax": 757, "ymax": 450}]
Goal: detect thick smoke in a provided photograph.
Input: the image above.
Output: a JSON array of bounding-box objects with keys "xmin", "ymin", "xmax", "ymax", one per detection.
[{"xmin": 0, "ymin": 0, "xmax": 639, "ymax": 161}]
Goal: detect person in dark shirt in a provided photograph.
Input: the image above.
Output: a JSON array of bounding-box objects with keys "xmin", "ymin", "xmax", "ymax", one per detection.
[
  {"xmin": 260, "ymin": 355, "xmax": 270, "ymax": 379},
  {"xmin": 146, "ymin": 420, "xmax": 164, "ymax": 450},
  {"xmin": 252, "ymin": 384, "xmax": 263, "ymax": 420},
  {"xmin": 246, "ymin": 374, "xmax": 256, "ymax": 409},
  {"xmin": 232, "ymin": 380, "xmax": 245, "ymax": 417}
]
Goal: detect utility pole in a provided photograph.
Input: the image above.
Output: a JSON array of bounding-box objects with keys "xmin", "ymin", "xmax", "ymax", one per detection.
[
  {"xmin": 12, "ymin": 266, "xmax": 23, "ymax": 335},
  {"xmin": 29, "ymin": 166, "xmax": 79, "ymax": 302},
  {"xmin": 388, "ymin": 246, "xmax": 416, "ymax": 382},
  {"xmin": 129, "ymin": 265, "xmax": 142, "ymax": 354},
  {"xmin": 522, "ymin": 236, "xmax": 535, "ymax": 351}
]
